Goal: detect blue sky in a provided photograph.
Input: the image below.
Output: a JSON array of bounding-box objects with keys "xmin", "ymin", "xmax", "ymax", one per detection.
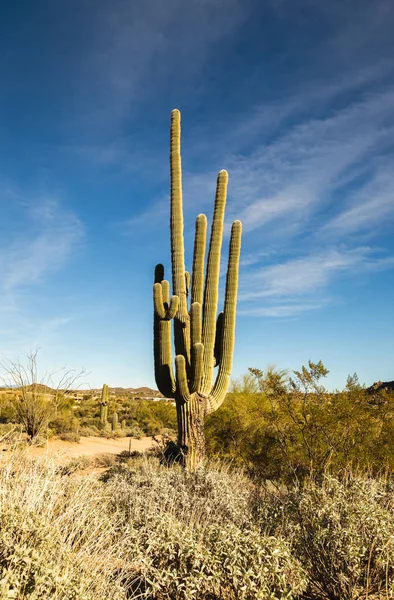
[{"xmin": 1, "ymin": 0, "xmax": 393, "ymax": 390}]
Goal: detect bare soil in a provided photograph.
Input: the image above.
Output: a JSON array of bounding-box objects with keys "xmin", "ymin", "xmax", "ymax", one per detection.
[{"xmin": 1, "ymin": 436, "xmax": 157, "ymax": 460}]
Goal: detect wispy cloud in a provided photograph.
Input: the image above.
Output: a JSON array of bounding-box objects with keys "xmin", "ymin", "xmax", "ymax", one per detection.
[
  {"xmin": 76, "ymin": 0, "xmax": 249, "ymax": 132},
  {"xmin": 238, "ymin": 246, "xmax": 394, "ymax": 317},
  {"xmin": 0, "ymin": 194, "xmax": 84, "ymax": 295}
]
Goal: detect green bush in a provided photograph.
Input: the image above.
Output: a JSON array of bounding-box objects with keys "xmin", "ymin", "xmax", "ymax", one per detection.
[{"xmin": 206, "ymin": 362, "xmax": 394, "ymax": 482}]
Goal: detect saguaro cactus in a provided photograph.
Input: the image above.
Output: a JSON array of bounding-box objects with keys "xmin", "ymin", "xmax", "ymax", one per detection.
[
  {"xmin": 100, "ymin": 383, "xmax": 109, "ymax": 425},
  {"xmin": 153, "ymin": 109, "xmax": 242, "ymax": 471},
  {"xmin": 112, "ymin": 412, "xmax": 119, "ymax": 431}
]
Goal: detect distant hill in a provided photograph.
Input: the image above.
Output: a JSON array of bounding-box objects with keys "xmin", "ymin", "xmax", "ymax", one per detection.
[
  {"xmin": 367, "ymin": 380, "xmax": 394, "ymax": 394},
  {"xmin": 80, "ymin": 386, "xmax": 164, "ymax": 399},
  {"xmin": 109, "ymin": 386, "xmax": 164, "ymax": 398},
  {"xmin": 19, "ymin": 384, "xmax": 55, "ymax": 393},
  {"xmin": 0, "ymin": 384, "xmax": 165, "ymax": 400}
]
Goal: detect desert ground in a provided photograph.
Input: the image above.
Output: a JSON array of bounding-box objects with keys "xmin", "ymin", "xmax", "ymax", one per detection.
[{"xmin": 1, "ymin": 435, "xmax": 157, "ymax": 460}]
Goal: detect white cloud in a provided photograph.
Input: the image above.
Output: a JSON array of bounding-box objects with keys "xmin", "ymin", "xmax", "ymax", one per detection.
[
  {"xmin": 0, "ymin": 195, "xmax": 84, "ymax": 294},
  {"xmin": 238, "ymin": 246, "xmax": 394, "ymax": 317}
]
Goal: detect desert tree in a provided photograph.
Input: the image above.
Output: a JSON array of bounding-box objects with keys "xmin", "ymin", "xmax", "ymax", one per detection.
[{"xmin": 0, "ymin": 349, "xmax": 87, "ymax": 443}]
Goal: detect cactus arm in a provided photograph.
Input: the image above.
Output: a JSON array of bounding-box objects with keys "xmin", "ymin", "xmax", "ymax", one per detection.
[
  {"xmin": 153, "ymin": 283, "xmax": 166, "ymax": 319},
  {"xmin": 190, "ymin": 342, "xmax": 204, "ymax": 393},
  {"xmin": 190, "ymin": 302, "xmax": 202, "ymax": 346},
  {"xmin": 191, "ymin": 214, "xmax": 207, "ymax": 306},
  {"xmin": 161, "ymin": 279, "xmax": 179, "ymax": 320},
  {"xmin": 213, "ymin": 311, "xmax": 224, "ymax": 367},
  {"xmin": 154, "ymin": 280, "xmax": 179, "ymax": 321},
  {"xmin": 156, "ymin": 320, "xmax": 176, "ymax": 397},
  {"xmin": 154, "ymin": 263, "xmax": 164, "ymax": 284},
  {"xmin": 175, "ymin": 355, "xmax": 190, "ymax": 402},
  {"xmin": 209, "ymin": 220, "xmax": 242, "ymax": 412},
  {"xmin": 201, "ymin": 170, "xmax": 228, "ymax": 396},
  {"xmin": 170, "ymin": 109, "xmax": 190, "ymax": 364},
  {"xmin": 154, "ymin": 269, "xmax": 176, "ymax": 398},
  {"xmin": 190, "ymin": 302, "xmax": 203, "ymax": 392}
]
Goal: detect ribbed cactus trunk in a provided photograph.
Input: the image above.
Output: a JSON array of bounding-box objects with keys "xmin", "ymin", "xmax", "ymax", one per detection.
[
  {"xmin": 153, "ymin": 110, "xmax": 242, "ymax": 471},
  {"xmin": 112, "ymin": 412, "xmax": 118, "ymax": 431},
  {"xmin": 100, "ymin": 384, "xmax": 109, "ymax": 425}
]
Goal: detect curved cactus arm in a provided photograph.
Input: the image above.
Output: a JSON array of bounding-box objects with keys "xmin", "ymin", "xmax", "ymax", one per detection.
[
  {"xmin": 153, "ymin": 268, "xmax": 176, "ymax": 398},
  {"xmin": 201, "ymin": 170, "xmax": 228, "ymax": 396},
  {"xmin": 191, "ymin": 214, "xmax": 207, "ymax": 306},
  {"xmin": 160, "ymin": 279, "xmax": 179, "ymax": 320},
  {"xmin": 154, "ymin": 319, "xmax": 176, "ymax": 397},
  {"xmin": 209, "ymin": 220, "xmax": 242, "ymax": 412},
  {"xmin": 213, "ymin": 311, "xmax": 224, "ymax": 367},
  {"xmin": 190, "ymin": 342, "xmax": 204, "ymax": 394},
  {"xmin": 153, "ymin": 282, "xmax": 179, "ymax": 321},
  {"xmin": 175, "ymin": 355, "xmax": 190, "ymax": 402},
  {"xmin": 170, "ymin": 109, "xmax": 190, "ymax": 364},
  {"xmin": 153, "ymin": 283, "xmax": 166, "ymax": 319}
]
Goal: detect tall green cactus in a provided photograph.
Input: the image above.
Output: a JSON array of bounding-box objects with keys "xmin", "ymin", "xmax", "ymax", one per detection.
[
  {"xmin": 153, "ymin": 109, "xmax": 242, "ymax": 471},
  {"xmin": 100, "ymin": 383, "xmax": 109, "ymax": 425}
]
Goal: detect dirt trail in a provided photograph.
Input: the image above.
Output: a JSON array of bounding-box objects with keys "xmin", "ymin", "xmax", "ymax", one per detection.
[{"xmin": 2, "ymin": 436, "xmax": 157, "ymax": 459}]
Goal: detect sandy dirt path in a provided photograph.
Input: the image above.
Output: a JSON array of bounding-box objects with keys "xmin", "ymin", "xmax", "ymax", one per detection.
[{"xmin": 2, "ymin": 436, "xmax": 158, "ymax": 459}]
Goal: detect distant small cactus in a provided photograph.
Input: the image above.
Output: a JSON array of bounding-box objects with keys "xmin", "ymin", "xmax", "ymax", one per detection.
[
  {"xmin": 100, "ymin": 384, "xmax": 109, "ymax": 424},
  {"xmin": 111, "ymin": 412, "xmax": 118, "ymax": 431}
]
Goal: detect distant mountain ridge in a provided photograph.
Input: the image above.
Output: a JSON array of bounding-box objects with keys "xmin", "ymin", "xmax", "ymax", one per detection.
[
  {"xmin": 0, "ymin": 384, "xmax": 164, "ymax": 399},
  {"xmin": 367, "ymin": 380, "xmax": 394, "ymax": 394}
]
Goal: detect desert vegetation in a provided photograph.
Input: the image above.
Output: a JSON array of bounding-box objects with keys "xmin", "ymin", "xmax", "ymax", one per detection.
[{"xmin": 0, "ymin": 445, "xmax": 393, "ymax": 599}]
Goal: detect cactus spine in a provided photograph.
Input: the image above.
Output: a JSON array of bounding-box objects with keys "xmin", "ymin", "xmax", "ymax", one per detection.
[
  {"xmin": 153, "ymin": 109, "xmax": 242, "ymax": 471},
  {"xmin": 100, "ymin": 384, "xmax": 109, "ymax": 425}
]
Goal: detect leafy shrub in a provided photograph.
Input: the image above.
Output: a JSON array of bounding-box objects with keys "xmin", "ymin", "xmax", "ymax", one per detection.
[
  {"xmin": 257, "ymin": 472, "xmax": 394, "ymax": 599},
  {"xmin": 206, "ymin": 362, "xmax": 394, "ymax": 482},
  {"xmin": 105, "ymin": 459, "xmax": 307, "ymax": 599}
]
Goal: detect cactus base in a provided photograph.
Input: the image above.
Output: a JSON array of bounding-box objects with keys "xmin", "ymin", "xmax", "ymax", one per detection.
[{"xmin": 177, "ymin": 393, "xmax": 207, "ymax": 471}]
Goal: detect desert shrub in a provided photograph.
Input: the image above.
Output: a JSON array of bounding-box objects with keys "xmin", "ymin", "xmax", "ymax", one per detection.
[
  {"xmin": 0, "ymin": 394, "xmax": 17, "ymax": 423},
  {"xmin": 2, "ymin": 447, "xmax": 394, "ymax": 599},
  {"xmin": 0, "ymin": 423, "xmax": 24, "ymax": 445},
  {"xmin": 125, "ymin": 423, "xmax": 144, "ymax": 438},
  {"xmin": 256, "ymin": 472, "xmax": 394, "ymax": 600},
  {"xmin": 48, "ymin": 410, "xmax": 79, "ymax": 436},
  {"xmin": 0, "ymin": 451, "xmax": 127, "ymax": 599},
  {"xmin": 104, "ymin": 459, "xmax": 307, "ymax": 599},
  {"xmin": 206, "ymin": 362, "xmax": 394, "ymax": 482},
  {"xmin": 79, "ymin": 425, "xmax": 101, "ymax": 436},
  {"xmin": 58, "ymin": 431, "xmax": 81, "ymax": 443},
  {"xmin": 57, "ymin": 454, "xmax": 94, "ymax": 475}
]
